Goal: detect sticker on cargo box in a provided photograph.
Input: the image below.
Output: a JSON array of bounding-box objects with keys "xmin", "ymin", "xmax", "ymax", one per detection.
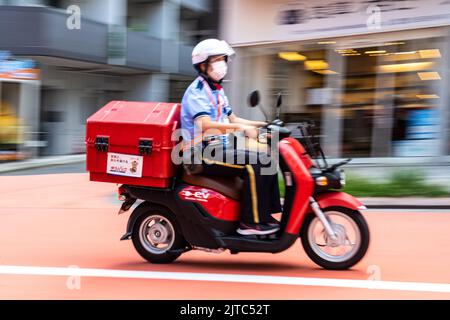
[{"xmin": 107, "ymin": 153, "xmax": 143, "ymax": 178}]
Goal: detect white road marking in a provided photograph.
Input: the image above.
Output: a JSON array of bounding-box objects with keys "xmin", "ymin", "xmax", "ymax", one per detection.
[
  {"xmin": 365, "ymin": 209, "xmax": 450, "ymax": 213},
  {"xmin": 0, "ymin": 265, "xmax": 450, "ymax": 293}
]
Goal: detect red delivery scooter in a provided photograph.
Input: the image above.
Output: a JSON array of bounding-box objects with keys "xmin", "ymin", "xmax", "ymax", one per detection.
[{"xmin": 112, "ymin": 91, "xmax": 370, "ymax": 270}]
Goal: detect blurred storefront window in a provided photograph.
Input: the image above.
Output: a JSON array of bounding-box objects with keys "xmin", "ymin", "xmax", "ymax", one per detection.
[
  {"xmin": 0, "ymin": 51, "xmax": 40, "ymax": 162},
  {"xmin": 223, "ymin": 0, "xmax": 450, "ymax": 160},
  {"xmin": 235, "ymin": 29, "xmax": 448, "ymax": 159}
]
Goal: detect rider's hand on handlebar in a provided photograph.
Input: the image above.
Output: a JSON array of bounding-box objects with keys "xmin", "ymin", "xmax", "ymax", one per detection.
[
  {"xmin": 238, "ymin": 124, "xmax": 259, "ymax": 139},
  {"xmin": 254, "ymin": 121, "xmax": 269, "ymax": 128}
]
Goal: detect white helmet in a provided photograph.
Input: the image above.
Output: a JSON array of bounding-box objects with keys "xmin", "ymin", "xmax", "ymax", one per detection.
[{"xmin": 192, "ymin": 38, "xmax": 235, "ymax": 66}]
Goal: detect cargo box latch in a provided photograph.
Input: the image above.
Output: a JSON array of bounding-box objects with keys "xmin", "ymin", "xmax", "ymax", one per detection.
[
  {"xmin": 138, "ymin": 139, "xmax": 153, "ymax": 155},
  {"xmin": 95, "ymin": 136, "xmax": 109, "ymax": 152}
]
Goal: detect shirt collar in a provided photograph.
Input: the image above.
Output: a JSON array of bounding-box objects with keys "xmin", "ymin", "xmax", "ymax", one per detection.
[{"xmin": 199, "ymin": 74, "xmax": 222, "ymax": 91}]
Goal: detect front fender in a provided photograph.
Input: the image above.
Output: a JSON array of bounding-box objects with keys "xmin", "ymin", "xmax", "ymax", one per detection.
[{"xmin": 315, "ymin": 191, "xmax": 366, "ymax": 211}]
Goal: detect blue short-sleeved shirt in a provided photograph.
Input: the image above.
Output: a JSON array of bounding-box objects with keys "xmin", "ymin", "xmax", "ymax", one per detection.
[{"xmin": 181, "ymin": 77, "xmax": 233, "ymax": 145}]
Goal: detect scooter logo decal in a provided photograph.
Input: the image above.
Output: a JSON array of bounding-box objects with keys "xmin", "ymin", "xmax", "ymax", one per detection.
[{"xmin": 179, "ymin": 189, "xmax": 210, "ymax": 202}]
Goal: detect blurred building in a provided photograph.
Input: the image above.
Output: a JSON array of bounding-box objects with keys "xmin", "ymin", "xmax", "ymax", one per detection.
[
  {"xmin": 0, "ymin": 0, "xmax": 217, "ymax": 159},
  {"xmin": 221, "ymin": 0, "xmax": 450, "ymax": 164}
]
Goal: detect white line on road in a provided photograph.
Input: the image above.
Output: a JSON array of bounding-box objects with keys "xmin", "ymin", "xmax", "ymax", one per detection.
[
  {"xmin": 365, "ymin": 209, "xmax": 450, "ymax": 213},
  {"xmin": 0, "ymin": 265, "xmax": 450, "ymax": 294}
]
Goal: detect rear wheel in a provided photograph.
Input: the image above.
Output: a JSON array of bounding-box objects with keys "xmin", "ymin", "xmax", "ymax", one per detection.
[
  {"xmin": 301, "ymin": 207, "xmax": 370, "ymax": 270},
  {"xmin": 131, "ymin": 205, "xmax": 186, "ymax": 264}
]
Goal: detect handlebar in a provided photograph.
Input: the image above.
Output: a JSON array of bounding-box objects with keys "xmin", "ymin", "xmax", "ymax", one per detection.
[
  {"xmin": 322, "ymin": 158, "xmax": 352, "ymax": 173},
  {"xmin": 264, "ymin": 119, "xmax": 291, "ymax": 135},
  {"xmin": 258, "ymin": 120, "xmax": 352, "ymax": 172},
  {"xmin": 255, "ymin": 119, "xmax": 290, "ymax": 144}
]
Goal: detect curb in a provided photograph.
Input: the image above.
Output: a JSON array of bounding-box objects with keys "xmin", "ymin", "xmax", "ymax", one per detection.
[
  {"xmin": 361, "ymin": 197, "xmax": 450, "ymax": 210},
  {"xmin": 0, "ymin": 154, "xmax": 86, "ymax": 173}
]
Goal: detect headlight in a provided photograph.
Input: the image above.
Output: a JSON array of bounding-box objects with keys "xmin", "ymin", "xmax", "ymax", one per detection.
[{"xmin": 315, "ymin": 176, "xmax": 328, "ymax": 186}]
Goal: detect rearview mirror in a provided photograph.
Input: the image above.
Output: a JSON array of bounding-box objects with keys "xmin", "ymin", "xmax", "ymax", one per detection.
[
  {"xmin": 276, "ymin": 92, "xmax": 282, "ymax": 108},
  {"xmin": 275, "ymin": 92, "xmax": 283, "ymax": 119},
  {"xmin": 248, "ymin": 90, "xmax": 260, "ymax": 107}
]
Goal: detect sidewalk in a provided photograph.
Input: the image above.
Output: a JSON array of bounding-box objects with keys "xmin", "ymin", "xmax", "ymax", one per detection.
[
  {"xmin": 1, "ymin": 155, "xmax": 449, "ymax": 209},
  {"xmin": 0, "ymin": 154, "xmax": 85, "ymax": 174}
]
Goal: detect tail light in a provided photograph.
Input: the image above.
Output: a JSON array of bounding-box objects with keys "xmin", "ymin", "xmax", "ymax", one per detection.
[
  {"xmin": 117, "ymin": 185, "xmax": 137, "ymax": 215},
  {"xmin": 118, "ymin": 185, "xmax": 127, "ymax": 201}
]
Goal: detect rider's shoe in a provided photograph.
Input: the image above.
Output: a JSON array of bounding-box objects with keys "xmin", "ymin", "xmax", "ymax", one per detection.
[
  {"xmin": 237, "ymin": 222, "xmax": 280, "ymax": 236},
  {"xmin": 267, "ymin": 216, "xmax": 280, "ymax": 227}
]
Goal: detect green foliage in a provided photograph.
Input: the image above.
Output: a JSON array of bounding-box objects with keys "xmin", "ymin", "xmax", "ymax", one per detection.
[
  {"xmin": 343, "ymin": 171, "xmax": 449, "ymax": 197},
  {"xmin": 278, "ymin": 171, "xmax": 449, "ymax": 198}
]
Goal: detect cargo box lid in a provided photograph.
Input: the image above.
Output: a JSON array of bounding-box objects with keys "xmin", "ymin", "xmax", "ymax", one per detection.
[{"xmin": 87, "ymin": 101, "xmax": 180, "ymax": 126}]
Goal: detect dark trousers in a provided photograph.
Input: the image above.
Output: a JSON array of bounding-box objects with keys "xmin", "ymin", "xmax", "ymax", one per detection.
[{"xmin": 201, "ymin": 148, "xmax": 282, "ymax": 224}]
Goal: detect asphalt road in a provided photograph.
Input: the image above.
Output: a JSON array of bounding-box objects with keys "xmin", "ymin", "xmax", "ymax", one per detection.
[{"xmin": 0, "ymin": 172, "xmax": 449, "ymax": 299}]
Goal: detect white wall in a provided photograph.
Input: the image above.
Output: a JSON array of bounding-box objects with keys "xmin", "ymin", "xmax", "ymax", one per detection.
[
  {"xmin": 19, "ymin": 82, "xmax": 40, "ymax": 156},
  {"xmin": 125, "ymin": 73, "xmax": 169, "ymax": 102},
  {"xmin": 225, "ymin": 48, "xmax": 270, "ymax": 121},
  {"xmin": 40, "ymin": 67, "xmax": 126, "ymax": 155},
  {"xmin": 219, "ymin": 0, "xmax": 276, "ymax": 46},
  {"xmin": 220, "ymin": 0, "xmax": 450, "ymax": 46}
]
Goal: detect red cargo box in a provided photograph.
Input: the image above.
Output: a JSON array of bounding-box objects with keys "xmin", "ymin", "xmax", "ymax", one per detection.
[{"xmin": 86, "ymin": 101, "xmax": 181, "ymax": 188}]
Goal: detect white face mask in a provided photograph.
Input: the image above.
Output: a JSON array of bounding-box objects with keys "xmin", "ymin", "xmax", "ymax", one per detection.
[{"xmin": 208, "ymin": 60, "xmax": 228, "ymax": 82}]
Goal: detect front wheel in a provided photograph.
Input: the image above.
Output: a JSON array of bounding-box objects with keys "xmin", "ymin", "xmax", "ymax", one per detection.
[{"xmin": 301, "ymin": 207, "xmax": 370, "ymax": 270}]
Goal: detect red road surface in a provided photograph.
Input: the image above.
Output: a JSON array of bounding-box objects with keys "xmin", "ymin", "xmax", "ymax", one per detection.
[{"xmin": 0, "ymin": 173, "xmax": 449, "ymax": 299}]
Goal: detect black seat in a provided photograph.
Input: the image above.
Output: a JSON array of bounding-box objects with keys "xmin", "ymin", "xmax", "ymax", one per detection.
[{"xmin": 181, "ymin": 171, "xmax": 243, "ymax": 201}]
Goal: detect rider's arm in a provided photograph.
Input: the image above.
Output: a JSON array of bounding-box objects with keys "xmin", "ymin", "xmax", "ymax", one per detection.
[
  {"xmin": 228, "ymin": 113, "xmax": 267, "ymax": 128},
  {"xmin": 195, "ymin": 116, "xmax": 257, "ymax": 138}
]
